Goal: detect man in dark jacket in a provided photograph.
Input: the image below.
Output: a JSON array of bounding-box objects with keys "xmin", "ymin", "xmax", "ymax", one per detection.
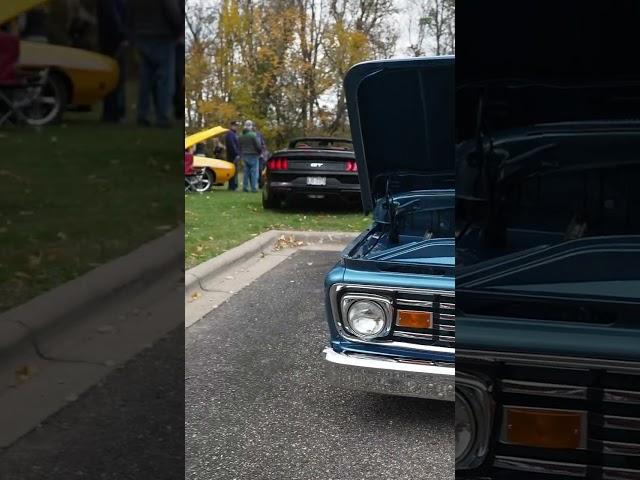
[
  {"xmin": 238, "ymin": 120, "xmax": 263, "ymax": 193},
  {"xmin": 225, "ymin": 121, "xmax": 242, "ymax": 191},
  {"xmin": 128, "ymin": 0, "xmax": 182, "ymax": 127},
  {"xmin": 97, "ymin": 0, "xmax": 128, "ymax": 123}
]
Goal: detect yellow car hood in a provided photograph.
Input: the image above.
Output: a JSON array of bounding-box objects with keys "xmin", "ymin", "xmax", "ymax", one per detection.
[
  {"xmin": 185, "ymin": 126, "xmax": 228, "ymax": 149},
  {"xmin": 1, "ymin": 0, "xmax": 48, "ymax": 24}
]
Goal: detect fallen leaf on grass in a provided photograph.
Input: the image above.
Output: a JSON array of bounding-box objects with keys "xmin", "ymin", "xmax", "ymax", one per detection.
[
  {"xmin": 15, "ymin": 365, "xmax": 39, "ymax": 383},
  {"xmin": 0, "ymin": 170, "xmax": 27, "ymax": 182},
  {"xmin": 274, "ymin": 235, "xmax": 305, "ymax": 251},
  {"xmin": 27, "ymin": 253, "xmax": 42, "ymax": 268}
]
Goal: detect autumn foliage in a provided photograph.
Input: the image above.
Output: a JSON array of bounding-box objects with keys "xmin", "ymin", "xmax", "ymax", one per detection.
[{"xmin": 185, "ymin": 0, "xmax": 399, "ymax": 149}]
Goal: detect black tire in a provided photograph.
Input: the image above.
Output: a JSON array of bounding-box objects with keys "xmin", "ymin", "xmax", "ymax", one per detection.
[
  {"xmin": 23, "ymin": 72, "xmax": 69, "ymax": 126},
  {"xmin": 262, "ymin": 189, "xmax": 279, "ymax": 209}
]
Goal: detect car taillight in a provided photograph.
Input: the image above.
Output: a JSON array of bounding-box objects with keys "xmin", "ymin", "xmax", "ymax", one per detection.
[
  {"xmin": 268, "ymin": 157, "xmax": 288, "ymax": 170},
  {"xmin": 345, "ymin": 160, "xmax": 358, "ymax": 172}
]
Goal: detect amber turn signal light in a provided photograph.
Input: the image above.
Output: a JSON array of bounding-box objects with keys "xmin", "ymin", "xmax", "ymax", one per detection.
[
  {"xmin": 502, "ymin": 407, "xmax": 586, "ymax": 449},
  {"xmin": 396, "ymin": 310, "xmax": 432, "ymax": 329}
]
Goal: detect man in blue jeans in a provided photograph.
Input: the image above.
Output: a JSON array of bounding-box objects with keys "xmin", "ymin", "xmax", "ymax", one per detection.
[
  {"xmin": 128, "ymin": 0, "xmax": 182, "ymax": 127},
  {"xmin": 238, "ymin": 120, "xmax": 263, "ymax": 193},
  {"xmin": 97, "ymin": 0, "xmax": 128, "ymax": 123}
]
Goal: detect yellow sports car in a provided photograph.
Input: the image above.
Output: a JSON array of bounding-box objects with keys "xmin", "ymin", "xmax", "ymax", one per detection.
[
  {"xmin": 185, "ymin": 126, "xmax": 235, "ymax": 190},
  {"xmin": 2, "ymin": 0, "xmax": 118, "ymax": 125}
]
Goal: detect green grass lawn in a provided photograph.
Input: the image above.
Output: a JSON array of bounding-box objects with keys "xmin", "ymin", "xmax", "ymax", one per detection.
[
  {"xmin": 0, "ymin": 121, "xmax": 181, "ymax": 313},
  {"xmin": 185, "ymin": 190, "xmax": 370, "ymax": 268}
]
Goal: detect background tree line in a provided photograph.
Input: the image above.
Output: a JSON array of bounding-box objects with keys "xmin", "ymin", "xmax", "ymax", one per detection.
[{"xmin": 185, "ymin": 0, "xmax": 454, "ymax": 150}]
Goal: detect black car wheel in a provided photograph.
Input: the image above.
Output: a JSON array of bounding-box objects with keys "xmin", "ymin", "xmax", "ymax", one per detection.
[{"xmin": 262, "ymin": 189, "xmax": 280, "ymax": 209}]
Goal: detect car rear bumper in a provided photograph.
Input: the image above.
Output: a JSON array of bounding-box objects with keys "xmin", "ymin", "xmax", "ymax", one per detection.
[
  {"xmin": 322, "ymin": 347, "xmax": 455, "ymax": 401},
  {"xmin": 268, "ymin": 181, "xmax": 360, "ymax": 196}
]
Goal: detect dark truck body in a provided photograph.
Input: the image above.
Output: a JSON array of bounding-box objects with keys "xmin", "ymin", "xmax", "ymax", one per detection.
[{"xmin": 261, "ymin": 137, "xmax": 360, "ymax": 209}]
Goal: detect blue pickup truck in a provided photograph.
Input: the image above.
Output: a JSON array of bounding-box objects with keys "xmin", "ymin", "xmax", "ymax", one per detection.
[{"xmin": 322, "ymin": 56, "xmax": 455, "ymax": 402}]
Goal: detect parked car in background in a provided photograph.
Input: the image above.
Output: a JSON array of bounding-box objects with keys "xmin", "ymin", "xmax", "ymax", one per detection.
[
  {"xmin": 185, "ymin": 126, "xmax": 235, "ymax": 191},
  {"xmin": 262, "ymin": 137, "xmax": 360, "ymax": 209},
  {"xmin": 1, "ymin": 1, "xmax": 118, "ymax": 125},
  {"xmin": 322, "ymin": 57, "xmax": 455, "ymax": 402}
]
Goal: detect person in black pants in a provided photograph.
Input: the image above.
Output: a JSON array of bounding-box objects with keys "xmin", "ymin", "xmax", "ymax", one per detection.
[
  {"xmin": 97, "ymin": 0, "xmax": 129, "ymax": 123},
  {"xmin": 225, "ymin": 121, "xmax": 242, "ymax": 191}
]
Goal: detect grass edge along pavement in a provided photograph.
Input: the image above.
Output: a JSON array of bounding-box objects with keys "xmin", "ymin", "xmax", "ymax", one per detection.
[
  {"xmin": 0, "ymin": 122, "xmax": 182, "ymax": 314},
  {"xmin": 185, "ymin": 190, "xmax": 370, "ymax": 268}
]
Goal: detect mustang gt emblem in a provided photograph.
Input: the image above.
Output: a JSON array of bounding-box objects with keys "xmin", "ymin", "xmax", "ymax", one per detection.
[{"xmin": 310, "ymin": 163, "xmax": 324, "ymax": 167}]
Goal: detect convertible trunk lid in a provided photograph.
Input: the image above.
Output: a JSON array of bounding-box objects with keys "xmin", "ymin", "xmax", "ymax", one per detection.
[
  {"xmin": 185, "ymin": 126, "xmax": 228, "ymax": 150},
  {"xmin": 344, "ymin": 57, "xmax": 454, "ymax": 213},
  {"xmin": 0, "ymin": 0, "xmax": 47, "ymax": 24}
]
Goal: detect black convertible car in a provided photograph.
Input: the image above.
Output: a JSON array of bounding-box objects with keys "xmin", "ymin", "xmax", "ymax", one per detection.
[{"xmin": 261, "ymin": 137, "xmax": 361, "ymax": 209}]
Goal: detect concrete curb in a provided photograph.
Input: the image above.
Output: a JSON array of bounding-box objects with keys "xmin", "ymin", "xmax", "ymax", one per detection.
[
  {"xmin": 0, "ymin": 225, "xmax": 184, "ymax": 358},
  {"xmin": 185, "ymin": 230, "xmax": 358, "ymax": 297}
]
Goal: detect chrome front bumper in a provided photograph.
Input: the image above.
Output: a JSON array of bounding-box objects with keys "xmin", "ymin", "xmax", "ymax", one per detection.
[{"xmin": 323, "ymin": 347, "xmax": 455, "ymax": 401}]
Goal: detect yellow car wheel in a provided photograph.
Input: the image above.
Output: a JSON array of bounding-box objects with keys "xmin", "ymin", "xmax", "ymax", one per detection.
[
  {"xmin": 22, "ymin": 72, "xmax": 69, "ymax": 126},
  {"xmin": 199, "ymin": 169, "xmax": 215, "ymax": 192}
]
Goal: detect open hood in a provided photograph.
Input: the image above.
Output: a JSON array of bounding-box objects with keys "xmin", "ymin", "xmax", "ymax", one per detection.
[
  {"xmin": 0, "ymin": 0, "xmax": 47, "ymax": 24},
  {"xmin": 456, "ymin": 0, "xmax": 640, "ymax": 142},
  {"xmin": 185, "ymin": 126, "xmax": 228, "ymax": 150},
  {"xmin": 344, "ymin": 57, "xmax": 454, "ymax": 213}
]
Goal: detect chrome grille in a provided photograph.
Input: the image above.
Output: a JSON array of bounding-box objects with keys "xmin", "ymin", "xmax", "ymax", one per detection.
[
  {"xmin": 458, "ymin": 357, "xmax": 640, "ymax": 479},
  {"xmin": 392, "ymin": 292, "xmax": 455, "ymax": 347}
]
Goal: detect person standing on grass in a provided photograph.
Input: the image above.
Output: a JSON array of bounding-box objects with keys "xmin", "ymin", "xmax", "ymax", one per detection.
[
  {"xmin": 97, "ymin": 0, "xmax": 128, "ymax": 124},
  {"xmin": 225, "ymin": 120, "xmax": 242, "ymax": 191},
  {"xmin": 128, "ymin": 0, "xmax": 182, "ymax": 128},
  {"xmin": 255, "ymin": 127, "xmax": 268, "ymax": 188},
  {"xmin": 238, "ymin": 120, "xmax": 263, "ymax": 193}
]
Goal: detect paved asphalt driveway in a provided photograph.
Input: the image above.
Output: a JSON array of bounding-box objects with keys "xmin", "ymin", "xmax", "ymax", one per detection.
[{"xmin": 186, "ymin": 249, "xmax": 454, "ymax": 480}]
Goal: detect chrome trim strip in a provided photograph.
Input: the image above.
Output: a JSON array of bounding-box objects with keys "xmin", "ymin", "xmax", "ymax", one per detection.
[
  {"xmin": 396, "ymin": 299, "xmax": 433, "ymax": 308},
  {"xmin": 322, "ymin": 347, "xmax": 454, "ymax": 401},
  {"xmin": 603, "ymin": 466, "xmax": 640, "ymax": 480},
  {"xmin": 499, "ymin": 406, "xmax": 588, "ymax": 449},
  {"xmin": 457, "ymin": 349, "xmax": 640, "ymax": 373},
  {"xmin": 604, "ymin": 415, "xmax": 640, "ymax": 431},
  {"xmin": 439, "ymin": 324, "xmax": 455, "ymax": 332},
  {"xmin": 494, "ymin": 456, "xmax": 640, "ymax": 479},
  {"xmin": 330, "ymin": 284, "xmax": 455, "ymax": 354},
  {"xmin": 440, "ymin": 302, "xmax": 455, "ymax": 310},
  {"xmin": 604, "ymin": 389, "xmax": 640, "ymax": 405},
  {"xmin": 333, "ymin": 283, "xmax": 453, "ymax": 297},
  {"xmin": 501, "ymin": 379, "xmax": 587, "ymax": 399},
  {"xmin": 493, "ymin": 456, "xmax": 586, "ymax": 477},
  {"xmin": 603, "ymin": 440, "xmax": 640, "ymax": 457},
  {"xmin": 394, "ymin": 331, "xmax": 433, "ymax": 340},
  {"xmin": 440, "ymin": 313, "xmax": 455, "ymax": 320}
]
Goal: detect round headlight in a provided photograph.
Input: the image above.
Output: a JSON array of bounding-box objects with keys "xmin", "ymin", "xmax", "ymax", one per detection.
[
  {"xmin": 455, "ymin": 391, "xmax": 476, "ymax": 466},
  {"xmin": 345, "ymin": 300, "xmax": 387, "ymax": 339}
]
